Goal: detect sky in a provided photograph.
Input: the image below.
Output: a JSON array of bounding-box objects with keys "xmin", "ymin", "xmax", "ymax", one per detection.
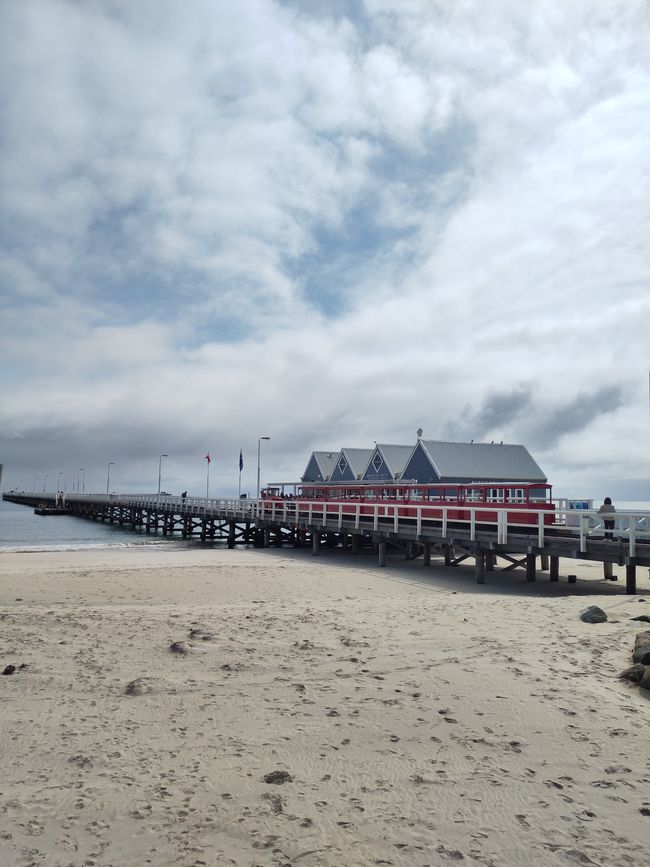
[{"xmin": 1, "ymin": 0, "xmax": 650, "ymax": 501}]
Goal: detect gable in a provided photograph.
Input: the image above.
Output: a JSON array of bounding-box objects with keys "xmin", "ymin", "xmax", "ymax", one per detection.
[{"xmin": 401, "ymin": 441, "xmax": 441, "ymax": 484}]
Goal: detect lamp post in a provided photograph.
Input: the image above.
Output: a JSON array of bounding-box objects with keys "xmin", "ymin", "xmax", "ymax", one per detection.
[
  {"xmin": 256, "ymin": 436, "xmax": 270, "ymax": 499},
  {"xmin": 106, "ymin": 462, "xmax": 114, "ymax": 496},
  {"xmin": 79, "ymin": 469, "xmax": 85, "ymax": 493},
  {"xmin": 43, "ymin": 475, "xmax": 47, "ymax": 494},
  {"xmin": 57, "ymin": 472, "xmax": 63, "ymax": 492},
  {"xmin": 157, "ymin": 454, "xmax": 168, "ymax": 495}
]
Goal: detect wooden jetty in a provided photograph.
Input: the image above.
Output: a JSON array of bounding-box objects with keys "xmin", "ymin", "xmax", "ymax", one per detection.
[
  {"xmin": 3, "ymin": 492, "xmax": 649, "ymax": 593},
  {"xmin": 34, "ymin": 505, "xmax": 71, "ymax": 516}
]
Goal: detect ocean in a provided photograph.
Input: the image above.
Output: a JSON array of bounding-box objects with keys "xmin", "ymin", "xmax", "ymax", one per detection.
[{"xmin": 0, "ymin": 497, "xmax": 195, "ymax": 553}]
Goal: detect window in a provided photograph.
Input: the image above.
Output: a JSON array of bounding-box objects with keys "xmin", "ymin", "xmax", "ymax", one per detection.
[{"xmin": 372, "ymin": 453, "xmax": 383, "ymax": 473}]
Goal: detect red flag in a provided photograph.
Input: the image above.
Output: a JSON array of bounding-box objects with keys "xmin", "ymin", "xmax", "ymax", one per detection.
[{"xmin": 205, "ymin": 453, "xmax": 211, "ymax": 463}]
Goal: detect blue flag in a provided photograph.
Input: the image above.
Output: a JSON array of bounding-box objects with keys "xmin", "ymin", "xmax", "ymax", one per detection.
[{"xmin": 239, "ymin": 449, "xmax": 243, "ymax": 472}]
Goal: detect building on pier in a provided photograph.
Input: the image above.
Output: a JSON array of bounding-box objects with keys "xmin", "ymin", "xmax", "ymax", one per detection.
[
  {"xmin": 328, "ymin": 448, "xmax": 374, "ymax": 484},
  {"xmin": 301, "ymin": 451, "xmax": 338, "ymax": 483},
  {"xmin": 401, "ymin": 439, "xmax": 547, "ymax": 485},
  {"xmin": 361, "ymin": 444, "xmax": 413, "ymax": 482},
  {"xmin": 302, "ymin": 440, "xmax": 546, "ymax": 487}
]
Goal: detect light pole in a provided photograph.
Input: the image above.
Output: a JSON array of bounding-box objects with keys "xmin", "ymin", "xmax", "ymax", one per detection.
[
  {"xmin": 43, "ymin": 475, "xmax": 47, "ymax": 493},
  {"xmin": 257, "ymin": 436, "xmax": 270, "ymax": 499},
  {"xmin": 57, "ymin": 472, "xmax": 63, "ymax": 492},
  {"xmin": 106, "ymin": 462, "xmax": 114, "ymax": 496},
  {"xmin": 79, "ymin": 469, "xmax": 85, "ymax": 493},
  {"xmin": 157, "ymin": 454, "xmax": 168, "ymax": 495}
]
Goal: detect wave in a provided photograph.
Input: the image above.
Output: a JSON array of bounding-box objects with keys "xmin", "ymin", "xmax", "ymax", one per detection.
[{"xmin": 0, "ymin": 539, "xmax": 196, "ymax": 554}]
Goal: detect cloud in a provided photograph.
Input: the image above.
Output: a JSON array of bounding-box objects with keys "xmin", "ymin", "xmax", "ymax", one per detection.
[
  {"xmin": 1, "ymin": 0, "xmax": 649, "ymax": 498},
  {"xmin": 525, "ymin": 385, "xmax": 627, "ymax": 451}
]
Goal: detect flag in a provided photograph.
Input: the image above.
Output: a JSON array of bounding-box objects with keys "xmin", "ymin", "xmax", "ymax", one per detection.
[
  {"xmin": 239, "ymin": 449, "xmax": 244, "ymax": 472},
  {"xmin": 205, "ymin": 453, "xmax": 211, "ymax": 463}
]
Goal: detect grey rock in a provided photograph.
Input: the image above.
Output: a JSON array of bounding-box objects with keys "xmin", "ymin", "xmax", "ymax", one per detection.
[
  {"xmin": 640, "ymin": 668, "xmax": 650, "ymax": 691},
  {"xmin": 580, "ymin": 606, "xmax": 608, "ymax": 624},
  {"xmin": 617, "ymin": 664, "xmax": 647, "ymax": 684},
  {"xmin": 633, "ymin": 631, "xmax": 650, "ymax": 665},
  {"xmin": 169, "ymin": 641, "xmax": 189, "ymax": 655},
  {"xmin": 263, "ymin": 769, "xmax": 293, "ymax": 784}
]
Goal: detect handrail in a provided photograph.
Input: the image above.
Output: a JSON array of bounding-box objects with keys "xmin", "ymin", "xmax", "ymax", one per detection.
[{"xmin": 10, "ymin": 492, "xmax": 649, "ymax": 558}]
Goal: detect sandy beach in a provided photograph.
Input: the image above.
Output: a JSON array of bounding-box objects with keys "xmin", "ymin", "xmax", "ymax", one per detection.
[{"xmin": 0, "ymin": 546, "xmax": 649, "ymax": 867}]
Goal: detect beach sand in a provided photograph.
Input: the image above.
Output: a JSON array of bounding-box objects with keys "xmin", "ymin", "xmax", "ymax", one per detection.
[{"xmin": 0, "ymin": 546, "xmax": 649, "ymax": 867}]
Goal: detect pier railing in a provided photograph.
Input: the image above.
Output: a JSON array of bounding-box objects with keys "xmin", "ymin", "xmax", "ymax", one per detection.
[
  {"xmin": 14, "ymin": 492, "xmax": 650, "ymax": 558},
  {"xmin": 251, "ymin": 499, "xmax": 649, "ymax": 555}
]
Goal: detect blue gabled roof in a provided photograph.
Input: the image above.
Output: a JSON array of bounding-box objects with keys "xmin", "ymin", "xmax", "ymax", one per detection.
[
  {"xmin": 301, "ymin": 451, "xmax": 337, "ymax": 483},
  {"xmin": 362, "ymin": 444, "xmax": 414, "ymax": 481},
  {"xmin": 329, "ymin": 448, "xmax": 374, "ymax": 483},
  {"xmin": 417, "ymin": 440, "xmax": 547, "ymax": 482}
]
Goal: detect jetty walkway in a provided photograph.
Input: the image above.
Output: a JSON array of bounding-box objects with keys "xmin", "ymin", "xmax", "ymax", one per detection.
[{"xmin": 3, "ymin": 491, "xmax": 649, "ymax": 594}]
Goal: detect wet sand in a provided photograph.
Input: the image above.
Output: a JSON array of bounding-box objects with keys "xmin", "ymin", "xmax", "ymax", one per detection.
[{"xmin": 0, "ymin": 546, "xmax": 649, "ymax": 866}]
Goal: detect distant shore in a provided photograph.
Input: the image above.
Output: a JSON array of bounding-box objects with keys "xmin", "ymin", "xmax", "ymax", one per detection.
[{"xmin": 1, "ymin": 546, "xmax": 649, "ymax": 866}]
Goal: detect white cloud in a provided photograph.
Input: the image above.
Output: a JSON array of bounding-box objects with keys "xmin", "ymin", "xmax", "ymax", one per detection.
[{"xmin": 1, "ymin": 0, "xmax": 649, "ymax": 497}]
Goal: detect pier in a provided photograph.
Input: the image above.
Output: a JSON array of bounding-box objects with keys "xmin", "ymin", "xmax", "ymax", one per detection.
[{"xmin": 3, "ymin": 491, "xmax": 649, "ymax": 593}]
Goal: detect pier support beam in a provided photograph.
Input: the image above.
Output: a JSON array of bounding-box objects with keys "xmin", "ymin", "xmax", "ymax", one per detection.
[
  {"xmin": 626, "ymin": 559, "xmax": 637, "ymax": 595},
  {"xmin": 423, "ymin": 542, "xmax": 431, "ymax": 567},
  {"xmin": 485, "ymin": 552, "xmax": 495, "ymax": 572},
  {"xmin": 475, "ymin": 551, "xmax": 485, "ymax": 584},
  {"xmin": 444, "ymin": 545, "xmax": 452, "ymax": 567},
  {"xmin": 351, "ymin": 534, "xmax": 360, "ymax": 554},
  {"xmin": 312, "ymin": 532, "xmax": 320, "ymax": 557},
  {"xmin": 603, "ymin": 561, "xmax": 614, "ymax": 580},
  {"xmin": 549, "ymin": 555, "xmax": 559, "ymax": 582},
  {"xmin": 378, "ymin": 540, "xmax": 386, "ymax": 568},
  {"xmin": 526, "ymin": 553, "xmax": 536, "ymax": 582},
  {"xmin": 540, "ymin": 554, "xmax": 549, "ymax": 571}
]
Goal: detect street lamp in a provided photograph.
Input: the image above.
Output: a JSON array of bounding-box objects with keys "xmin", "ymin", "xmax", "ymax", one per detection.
[
  {"xmin": 106, "ymin": 461, "xmax": 115, "ymax": 496},
  {"xmin": 79, "ymin": 469, "xmax": 85, "ymax": 493},
  {"xmin": 257, "ymin": 436, "xmax": 270, "ymax": 499},
  {"xmin": 157, "ymin": 454, "xmax": 168, "ymax": 495},
  {"xmin": 57, "ymin": 472, "xmax": 63, "ymax": 492},
  {"xmin": 43, "ymin": 475, "xmax": 47, "ymax": 493}
]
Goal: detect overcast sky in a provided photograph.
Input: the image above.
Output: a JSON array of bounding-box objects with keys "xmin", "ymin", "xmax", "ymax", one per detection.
[{"xmin": 1, "ymin": 0, "xmax": 649, "ymax": 500}]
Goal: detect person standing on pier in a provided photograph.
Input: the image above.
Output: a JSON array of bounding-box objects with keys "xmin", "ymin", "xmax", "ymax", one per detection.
[{"xmin": 598, "ymin": 497, "xmax": 616, "ymax": 539}]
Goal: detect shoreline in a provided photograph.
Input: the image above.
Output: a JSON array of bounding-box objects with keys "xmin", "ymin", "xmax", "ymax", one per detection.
[{"xmin": 1, "ymin": 546, "xmax": 649, "ymax": 865}]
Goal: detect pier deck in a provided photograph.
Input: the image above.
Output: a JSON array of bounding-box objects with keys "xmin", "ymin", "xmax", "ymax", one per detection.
[{"xmin": 3, "ymin": 492, "xmax": 649, "ymax": 593}]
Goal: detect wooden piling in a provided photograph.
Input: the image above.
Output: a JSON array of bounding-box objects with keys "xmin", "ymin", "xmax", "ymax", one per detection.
[
  {"xmin": 626, "ymin": 559, "xmax": 637, "ymax": 595},
  {"xmin": 475, "ymin": 550, "xmax": 485, "ymax": 584},
  {"xmin": 526, "ymin": 553, "xmax": 536, "ymax": 582}
]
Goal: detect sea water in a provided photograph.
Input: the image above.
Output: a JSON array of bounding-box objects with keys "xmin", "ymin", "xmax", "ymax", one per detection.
[{"xmin": 0, "ymin": 497, "xmax": 193, "ymax": 553}]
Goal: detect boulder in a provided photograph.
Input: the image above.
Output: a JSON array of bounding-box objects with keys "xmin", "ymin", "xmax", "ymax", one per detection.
[
  {"xmin": 618, "ymin": 664, "xmax": 647, "ymax": 684},
  {"xmin": 580, "ymin": 606, "xmax": 608, "ymax": 624},
  {"xmin": 632, "ymin": 631, "xmax": 650, "ymax": 665},
  {"xmin": 640, "ymin": 668, "xmax": 650, "ymax": 691}
]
